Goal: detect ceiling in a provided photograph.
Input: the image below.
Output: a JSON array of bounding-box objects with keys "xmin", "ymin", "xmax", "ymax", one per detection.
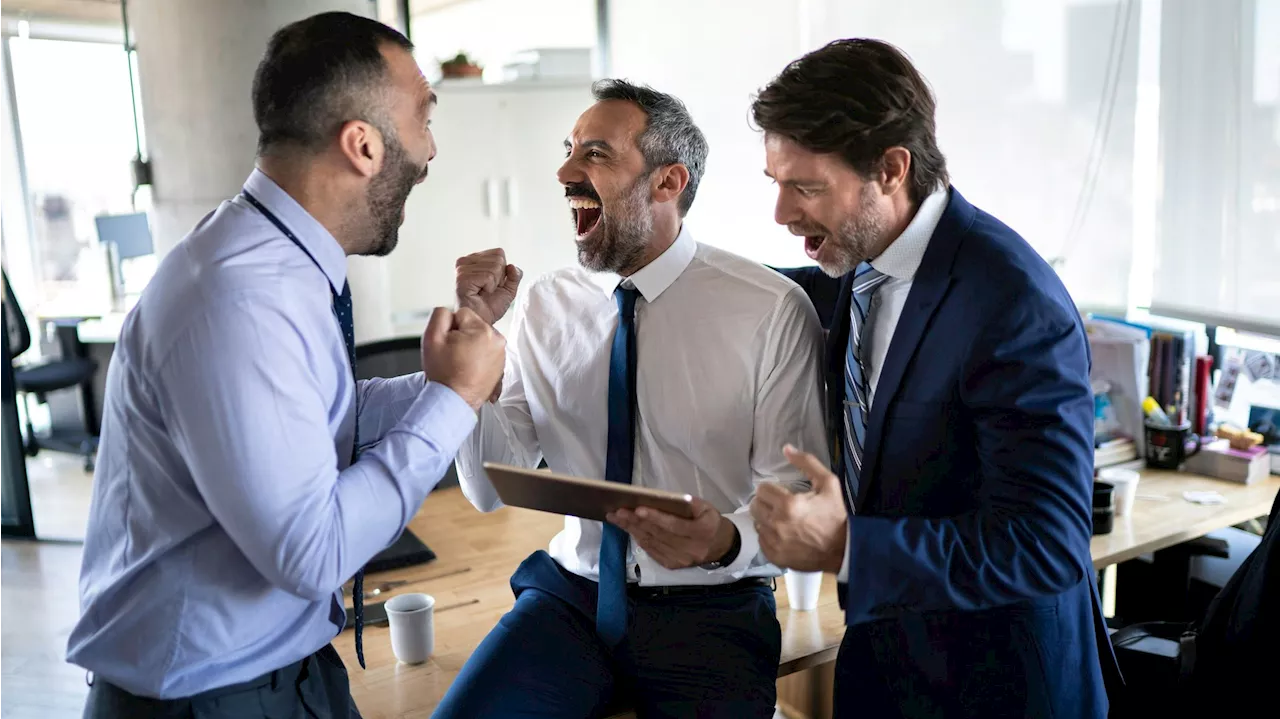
[{"xmin": 1, "ymin": 0, "xmax": 121, "ymax": 25}]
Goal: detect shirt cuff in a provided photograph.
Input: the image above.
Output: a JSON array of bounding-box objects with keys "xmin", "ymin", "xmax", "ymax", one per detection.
[
  {"xmin": 836, "ymin": 525, "xmax": 851, "ymax": 583},
  {"xmin": 396, "ymin": 381, "xmax": 479, "ymax": 457},
  {"xmin": 721, "ymin": 511, "xmax": 761, "ymax": 577}
]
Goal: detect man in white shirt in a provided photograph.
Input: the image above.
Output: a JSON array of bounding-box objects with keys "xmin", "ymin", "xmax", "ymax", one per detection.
[{"xmin": 430, "ymin": 80, "xmax": 829, "ymax": 718}]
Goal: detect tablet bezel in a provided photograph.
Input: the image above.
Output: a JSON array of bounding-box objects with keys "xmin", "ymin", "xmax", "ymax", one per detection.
[{"xmin": 481, "ymin": 462, "xmax": 697, "ymax": 521}]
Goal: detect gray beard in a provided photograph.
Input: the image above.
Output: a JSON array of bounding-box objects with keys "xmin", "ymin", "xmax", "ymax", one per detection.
[{"xmin": 578, "ymin": 175, "xmax": 652, "ymax": 274}]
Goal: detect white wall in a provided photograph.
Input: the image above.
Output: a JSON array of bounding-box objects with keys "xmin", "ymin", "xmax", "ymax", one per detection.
[
  {"xmin": 411, "ymin": 0, "xmax": 596, "ymax": 81},
  {"xmin": 608, "ymin": 0, "xmax": 1146, "ymax": 311},
  {"xmin": 608, "ymin": 0, "xmax": 815, "ymax": 269}
]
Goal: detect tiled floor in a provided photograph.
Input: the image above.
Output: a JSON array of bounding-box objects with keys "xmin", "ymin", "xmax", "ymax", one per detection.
[
  {"xmin": 1, "ymin": 540, "xmax": 89, "ymax": 719},
  {"xmin": 25, "ymin": 452, "xmax": 94, "ymax": 542},
  {"xmin": 3, "ymin": 453, "xmax": 93, "ymax": 718}
]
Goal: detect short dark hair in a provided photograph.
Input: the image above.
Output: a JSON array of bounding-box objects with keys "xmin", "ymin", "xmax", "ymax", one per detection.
[
  {"xmin": 252, "ymin": 12, "xmax": 413, "ymax": 155},
  {"xmin": 591, "ymin": 79, "xmax": 708, "ymax": 216},
  {"xmin": 751, "ymin": 39, "xmax": 948, "ymax": 203}
]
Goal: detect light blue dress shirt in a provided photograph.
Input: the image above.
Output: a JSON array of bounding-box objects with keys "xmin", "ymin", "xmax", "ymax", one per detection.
[{"xmin": 66, "ymin": 169, "xmax": 477, "ymax": 699}]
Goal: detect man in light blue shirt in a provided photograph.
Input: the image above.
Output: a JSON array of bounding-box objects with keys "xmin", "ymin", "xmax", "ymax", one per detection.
[{"xmin": 66, "ymin": 13, "xmax": 506, "ymax": 718}]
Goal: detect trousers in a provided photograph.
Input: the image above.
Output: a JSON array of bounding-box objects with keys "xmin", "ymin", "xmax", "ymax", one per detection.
[
  {"xmin": 432, "ymin": 550, "xmax": 781, "ymax": 719},
  {"xmin": 82, "ymin": 644, "xmax": 359, "ymax": 719}
]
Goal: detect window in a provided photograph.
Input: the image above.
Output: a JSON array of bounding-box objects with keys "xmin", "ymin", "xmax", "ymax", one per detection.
[
  {"xmin": 5, "ymin": 34, "xmax": 143, "ymax": 319},
  {"xmin": 1149, "ymin": 0, "xmax": 1280, "ymax": 335}
]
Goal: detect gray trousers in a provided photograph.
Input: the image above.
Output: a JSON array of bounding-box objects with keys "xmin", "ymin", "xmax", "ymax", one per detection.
[{"xmin": 82, "ymin": 644, "xmax": 360, "ymax": 719}]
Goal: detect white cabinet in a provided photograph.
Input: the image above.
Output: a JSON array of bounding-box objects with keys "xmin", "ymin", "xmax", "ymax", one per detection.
[{"xmin": 387, "ymin": 80, "xmax": 594, "ymax": 335}]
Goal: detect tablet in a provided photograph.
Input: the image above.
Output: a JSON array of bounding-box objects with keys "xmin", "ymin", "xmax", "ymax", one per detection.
[{"xmin": 481, "ymin": 462, "xmax": 696, "ymax": 521}]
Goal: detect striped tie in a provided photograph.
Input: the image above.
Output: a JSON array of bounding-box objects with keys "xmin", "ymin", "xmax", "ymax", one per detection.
[{"xmin": 841, "ymin": 263, "xmax": 889, "ymax": 508}]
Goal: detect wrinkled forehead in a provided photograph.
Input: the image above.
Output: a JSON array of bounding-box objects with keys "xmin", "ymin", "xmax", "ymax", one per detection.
[{"xmin": 566, "ymin": 99, "xmax": 647, "ymax": 153}]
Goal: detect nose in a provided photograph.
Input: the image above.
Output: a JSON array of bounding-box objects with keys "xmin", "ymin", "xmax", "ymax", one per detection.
[
  {"xmin": 557, "ymin": 155, "xmax": 584, "ymax": 187},
  {"xmin": 774, "ymin": 189, "xmax": 802, "ymax": 226}
]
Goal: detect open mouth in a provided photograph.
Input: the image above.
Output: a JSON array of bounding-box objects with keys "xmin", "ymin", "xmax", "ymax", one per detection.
[
  {"xmin": 804, "ymin": 235, "xmax": 827, "ymax": 261},
  {"xmin": 569, "ymin": 197, "xmax": 603, "ymax": 239}
]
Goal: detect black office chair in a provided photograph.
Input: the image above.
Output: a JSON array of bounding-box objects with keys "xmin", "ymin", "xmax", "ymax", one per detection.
[
  {"xmin": 2, "ymin": 270, "xmax": 99, "ymax": 471},
  {"xmin": 352, "ymin": 336, "xmax": 441, "ymax": 578},
  {"xmin": 1109, "ymin": 492, "xmax": 1278, "ymax": 716}
]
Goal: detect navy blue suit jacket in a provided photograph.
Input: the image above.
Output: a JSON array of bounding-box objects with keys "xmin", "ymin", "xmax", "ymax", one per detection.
[{"xmin": 779, "ymin": 188, "xmax": 1121, "ymax": 717}]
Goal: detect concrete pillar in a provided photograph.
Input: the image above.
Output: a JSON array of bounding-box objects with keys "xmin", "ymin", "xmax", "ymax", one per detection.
[{"xmin": 130, "ymin": 0, "xmax": 400, "ymax": 342}]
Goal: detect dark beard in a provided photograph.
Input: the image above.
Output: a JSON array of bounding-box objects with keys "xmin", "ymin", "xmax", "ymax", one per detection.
[
  {"xmin": 578, "ymin": 172, "xmax": 652, "ymax": 273},
  {"xmin": 362, "ymin": 129, "xmax": 424, "ymax": 257}
]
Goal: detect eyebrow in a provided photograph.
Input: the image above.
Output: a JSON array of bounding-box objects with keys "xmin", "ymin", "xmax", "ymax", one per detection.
[
  {"xmin": 764, "ymin": 170, "xmax": 825, "ymax": 187},
  {"xmin": 564, "ymin": 138, "xmax": 613, "ymax": 152}
]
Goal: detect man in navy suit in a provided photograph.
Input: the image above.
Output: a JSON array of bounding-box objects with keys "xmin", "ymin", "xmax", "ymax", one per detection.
[{"xmin": 747, "ymin": 39, "xmax": 1121, "ymax": 717}]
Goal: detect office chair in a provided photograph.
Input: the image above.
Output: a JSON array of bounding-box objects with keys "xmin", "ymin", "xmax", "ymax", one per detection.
[
  {"xmin": 2, "ymin": 271, "xmax": 99, "ymax": 471},
  {"xmin": 1108, "ymin": 492, "xmax": 1278, "ymax": 716},
  {"xmin": 353, "ymin": 336, "xmax": 441, "ymax": 575}
]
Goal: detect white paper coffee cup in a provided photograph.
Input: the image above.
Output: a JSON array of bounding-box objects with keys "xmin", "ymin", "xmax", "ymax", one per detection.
[
  {"xmin": 386, "ymin": 592, "xmax": 435, "ymax": 664},
  {"xmin": 784, "ymin": 570, "xmax": 823, "ymax": 611},
  {"xmin": 1098, "ymin": 468, "xmax": 1140, "ymax": 517}
]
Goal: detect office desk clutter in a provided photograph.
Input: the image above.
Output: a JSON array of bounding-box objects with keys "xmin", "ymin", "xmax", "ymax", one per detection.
[
  {"xmin": 1093, "ymin": 482, "xmax": 1117, "ymax": 535},
  {"xmin": 1098, "ymin": 467, "xmax": 1140, "ymax": 516},
  {"xmin": 1086, "ymin": 319, "xmax": 1150, "ymax": 467}
]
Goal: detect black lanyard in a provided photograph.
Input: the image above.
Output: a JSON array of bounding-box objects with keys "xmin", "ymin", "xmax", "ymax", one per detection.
[
  {"xmin": 241, "ymin": 190, "xmax": 358, "ymax": 460},
  {"xmin": 242, "ymin": 191, "xmax": 341, "ymax": 321}
]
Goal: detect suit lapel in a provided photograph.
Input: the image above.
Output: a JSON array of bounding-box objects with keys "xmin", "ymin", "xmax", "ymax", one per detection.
[{"xmin": 855, "ymin": 188, "xmax": 975, "ymax": 509}]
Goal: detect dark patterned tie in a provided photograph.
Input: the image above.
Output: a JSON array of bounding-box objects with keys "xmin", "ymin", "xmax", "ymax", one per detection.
[
  {"xmin": 597, "ymin": 285, "xmax": 639, "ymax": 646},
  {"xmin": 332, "ymin": 280, "xmax": 365, "ymax": 669},
  {"xmin": 841, "ymin": 263, "xmax": 889, "ymax": 508}
]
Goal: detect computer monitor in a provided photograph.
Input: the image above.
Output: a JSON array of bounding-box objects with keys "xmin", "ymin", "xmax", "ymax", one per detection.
[
  {"xmin": 95, "ymin": 213, "xmax": 152, "ymax": 260},
  {"xmin": 95, "ymin": 213, "xmax": 154, "ymax": 299}
]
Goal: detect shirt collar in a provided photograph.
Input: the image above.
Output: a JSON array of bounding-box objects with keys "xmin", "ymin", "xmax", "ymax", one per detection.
[
  {"xmin": 588, "ymin": 224, "xmax": 697, "ymax": 302},
  {"xmin": 242, "ymin": 168, "xmax": 348, "ymax": 294},
  {"xmin": 870, "ymin": 187, "xmax": 949, "ymax": 280}
]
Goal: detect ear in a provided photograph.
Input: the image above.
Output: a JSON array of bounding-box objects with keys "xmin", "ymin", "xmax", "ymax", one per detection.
[
  {"xmin": 651, "ymin": 163, "xmax": 691, "ymax": 207},
  {"xmin": 336, "ymin": 120, "xmax": 383, "ymax": 179},
  {"xmin": 878, "ymin": 147, "xmax": 912, "ymax": 197}
]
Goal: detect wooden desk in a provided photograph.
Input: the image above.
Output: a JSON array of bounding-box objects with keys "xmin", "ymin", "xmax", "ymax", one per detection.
[
  {"xmin": 336, "ymin": 469, "xmax": 1278, "ymax": 718},
  {"xmin": 1090, "ymin": 469, "xmax": 1279, "ymax": 568},
  {"xmin": 334, "ymin": 488, "xmax": 847, "ymax": 718}
]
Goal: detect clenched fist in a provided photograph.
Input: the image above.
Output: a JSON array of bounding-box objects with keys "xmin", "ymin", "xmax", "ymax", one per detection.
[
  {"xmin": 456, "ymin": 249, "xmax": 522, "ymax": 326},
  {"xmin": 421, "ymin": 307, "xmax": 506, "ymax": 411}
]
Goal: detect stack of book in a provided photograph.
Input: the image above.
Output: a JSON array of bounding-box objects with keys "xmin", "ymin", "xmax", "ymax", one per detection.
[
  {"xmin": 1148, "ymin": 329, "xmax": 1197, "ymax": 425},
  {"xmin": 1095, "ymin": 437, "xmax": 1138, "ymax": 468},
  {"xmin": 1183, "ymin": 439, "xmax": 1272, "ymax": 484}
]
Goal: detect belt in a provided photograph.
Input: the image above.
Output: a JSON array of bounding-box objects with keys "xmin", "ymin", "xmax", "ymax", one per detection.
[{"xmin": 626, "ymin": 576, "xmax": 773, "ymax": 599}]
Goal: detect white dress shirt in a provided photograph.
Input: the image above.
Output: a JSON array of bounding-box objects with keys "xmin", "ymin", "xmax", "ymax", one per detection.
[
  {"xmin": 455, "ymin": 225, "xmax": 830, "ymax": 586},
  {"xmin": 837, "ymin": 187, "xmax": 950, "ymax": 583}
]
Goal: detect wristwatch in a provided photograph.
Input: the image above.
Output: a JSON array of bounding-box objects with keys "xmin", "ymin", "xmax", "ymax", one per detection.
[{"xmin": 699, "ymin": 523, "xmax": 742, "ymax": 570}]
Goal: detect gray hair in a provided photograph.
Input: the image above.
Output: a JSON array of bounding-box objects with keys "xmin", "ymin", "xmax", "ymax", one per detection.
[{"xmin": 591, "ymin": 79, "xmax": 708, "ymax": 216}]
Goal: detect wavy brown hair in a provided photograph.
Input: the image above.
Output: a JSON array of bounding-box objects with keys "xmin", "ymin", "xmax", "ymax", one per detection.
[{"xmin": 752, "ymin": 39, "xmax": 948, "ymax": 203}]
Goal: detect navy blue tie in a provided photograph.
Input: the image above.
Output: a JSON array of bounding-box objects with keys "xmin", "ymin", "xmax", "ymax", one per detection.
[
  {"xmin": 841, "ymin": 263, "xmax": 889, "ymax": 508},
  {"xmin": 332, "ymin": 281, "xmax": 366, "ymax": 669},
  {"xmin": 597, "ymin": 285, "xmax": 639, "ymax": 646}
]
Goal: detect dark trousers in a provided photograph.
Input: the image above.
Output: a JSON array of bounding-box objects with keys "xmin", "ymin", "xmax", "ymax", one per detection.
[
  {"xmin": 432, "ymin": 551, "xmax": 781, "ymax": 719},
  {"xmin": 83, "ymin": 644, "xmax": 359, "ymax": 719}
]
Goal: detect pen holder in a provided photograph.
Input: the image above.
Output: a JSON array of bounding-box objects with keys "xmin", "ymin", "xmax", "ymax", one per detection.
[
  {"xmin": 1093, "ymin": 482, "xmax": 1115, "ymax": 536},
  {"xmin": 1144, "ymin": 420, "xmax": 1202, "ymax": 470}
]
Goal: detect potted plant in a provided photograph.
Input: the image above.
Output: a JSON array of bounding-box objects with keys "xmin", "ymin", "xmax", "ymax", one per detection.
[{"xmin": 440, "ymin": 52, "xmax": 483, "ymax": 79}]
